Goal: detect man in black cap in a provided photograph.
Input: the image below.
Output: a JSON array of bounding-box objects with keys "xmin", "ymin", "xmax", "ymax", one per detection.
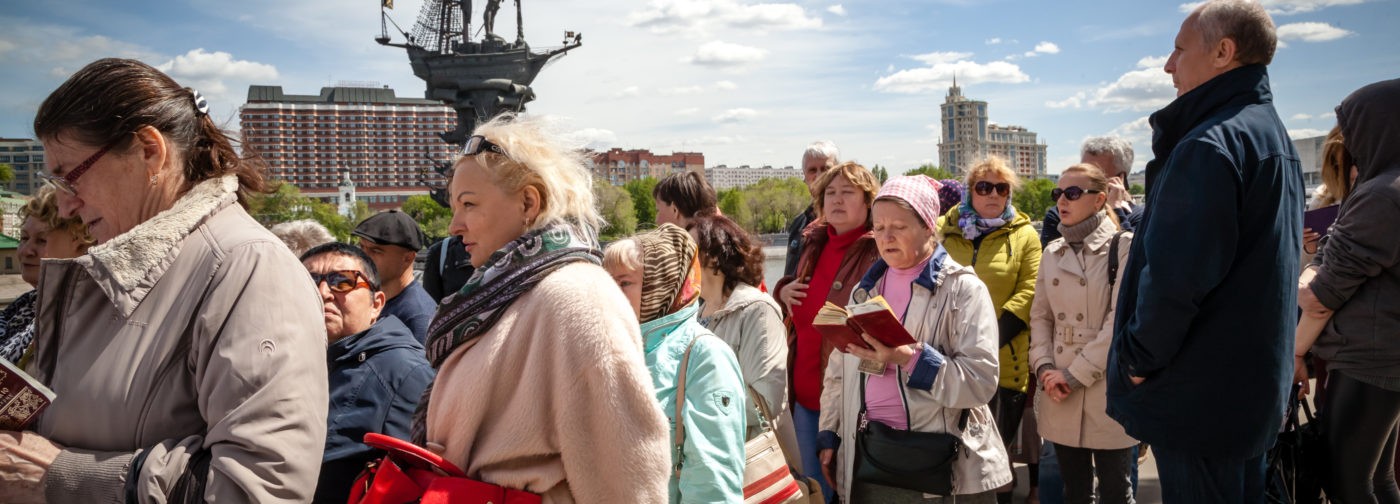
[{"xmin": 353, "ymin": 210, "xmax": 436, "ymax": 343}]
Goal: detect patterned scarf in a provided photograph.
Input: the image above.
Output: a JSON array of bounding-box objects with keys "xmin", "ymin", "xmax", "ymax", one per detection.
[
  {"xmin": 958, "ymin": 197, "xmax": 1017, "ymax": 242},
  {"xmin": 410, "ymin": 220, "xmax": 600, "ymax": 444},
  {"xmin": 635, "ymin": 223, "xmax": 702, "ymax": 323}
]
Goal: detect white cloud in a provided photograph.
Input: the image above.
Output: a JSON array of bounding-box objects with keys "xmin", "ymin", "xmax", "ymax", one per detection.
[
  {"xmin": 1291, "ymin": 113, "xmax": 1313, "ymax": 120},
  {"xmin": 713, "ymin": 107, "xmax": 758, "ymax": 123},
  {"xmin": 1277, "ymin": 22, "xmax": 1353, "ymax": 42},
  {"xmin": 875, "ymin": 52, "xmax": 1029, "ymax": 94},
  {"xmin": 1179, "ymin": 0, "xmax": 1369, "ymax": 15},
  {"xmin": 687, "ymin": 40, "xmax": 768, "ymax": 66},
  {"xmin": 0, "ymin": 19, "xmax": 160, "ymax": 72},
  {"xmin": 714, "ymin": 80, "xmax": 738, "ymax": 90},
  {"xmin": 662, "ymin": 85, "xmax": 706, "ymax": 95},
  {"xmin": 614, "ymin": 86, "xmax": 642, "ymax": 98},
  {"xmin": 1046, "ymin": 55, "xmax": 1175, "ymax": 112},
  {"xmin": 565, "ymin": 128, "xmax": 619, "ymax": 150},
  {"xmin": 827, "ymin": 4, "xmax": 847, "ymax": 16},
  {"xmin": 155, "ymin": 48, "xmax": 278, "ymax": 98},
  {"xmin": 1289, "ymin": 128, "xmax": 1328, "ymax": 139},
  {"xmin": 1108, "ymin": 116, "xmax": 1153, "ymax": 171},
  {"xmin": 627, "ymin": 0, "xmax": 822, "ymax": 34},
  {"xmin": 1019, "ymin": 41, "xmax": 1061, "ymax": 59},
  {"xmin": 985, "ymin": 37, "xmax": 1003, "ymax": 45},
  {"xmin": 675, "ymin": 107, "xmax": 701, "ymax": 115}
]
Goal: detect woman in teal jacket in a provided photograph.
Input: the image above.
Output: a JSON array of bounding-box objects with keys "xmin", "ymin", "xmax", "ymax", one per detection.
[{"xmin": 604, "ymin": 224, "xmax": 747, "ymax": 504}]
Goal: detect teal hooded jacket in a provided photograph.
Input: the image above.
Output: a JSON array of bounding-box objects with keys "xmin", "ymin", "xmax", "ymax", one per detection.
[{"xmin": 642, "ymin": 302, "xmax": 748, "ymax": 504}]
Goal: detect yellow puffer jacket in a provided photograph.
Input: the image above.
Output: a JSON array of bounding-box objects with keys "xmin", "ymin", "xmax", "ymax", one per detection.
[{"xmin": 936, "ymin": 206, "xmax": 1042, "ymax": 393}]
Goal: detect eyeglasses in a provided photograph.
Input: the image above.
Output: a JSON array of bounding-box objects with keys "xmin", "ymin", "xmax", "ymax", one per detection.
[
  {"xmin": 1051, "ymin": 186, "xmax": 1104, "ymax": 202},
  {"xmin": 310, "ymin": 270, "xmax": 376, "ymax": 294},
  {"xmin": 38, "ymin": 140, "xmax": 118, "ymax": 195},
  {"xmin": 973, "ymin": 181, "xmax": 1011, "ymax": 197},
  {"xmin": 462, "ymin": 135, "xmax": 508, "ymax": 157}
]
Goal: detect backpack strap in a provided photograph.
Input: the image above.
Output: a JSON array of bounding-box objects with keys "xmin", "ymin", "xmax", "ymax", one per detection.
[
  {"xmin": 1107, "ymin": 230, "xmax": 1128, "ymax": 288},
  {"xmin": 672, "ymin": 335, "xmax": 702, "ymax": 478}
]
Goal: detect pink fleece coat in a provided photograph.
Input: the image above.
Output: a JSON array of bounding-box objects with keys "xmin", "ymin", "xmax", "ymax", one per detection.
[{"xmin": 425, "ymin": 262, "xmax": 671, "ymax": 503}]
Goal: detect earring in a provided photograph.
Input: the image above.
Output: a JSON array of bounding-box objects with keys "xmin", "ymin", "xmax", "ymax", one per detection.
[{"xmin": 150, "ymin": 175, "xmax": 158, "ymax": 186}]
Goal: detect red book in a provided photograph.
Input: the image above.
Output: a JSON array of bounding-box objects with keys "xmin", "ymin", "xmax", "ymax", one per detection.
[
  {"xmin": 0, "ymin": 358, "xmax": 56, "ymax": 430},
  {"xmin": 812, "ymin": 295, "xmax": 919, "ymax": 353}
]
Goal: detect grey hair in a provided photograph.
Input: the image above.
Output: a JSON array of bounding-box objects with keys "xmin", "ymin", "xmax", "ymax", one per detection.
[
  {"xmin": 271, "ymin": 219, "xmax": 336, "ymax": 257},
  {"xmin": 1193, "ymin": 0, "xmax": 1277, "ymax": 66},
  {"xmin": 1080, "ymin": 136, "xmax": 1135, "ymax": 176},
  {"xmin": 802, "ymin": 140, "xmax": 841, "ymax": 167}
]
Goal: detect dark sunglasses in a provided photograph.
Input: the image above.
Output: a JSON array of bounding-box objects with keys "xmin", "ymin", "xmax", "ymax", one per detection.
[
  {"xmin": 973, "ymin": 181, "xmax": 1011, "ymax": 197},
  {"xmin": 1051, "ymin": 186, "xmax": 1104, "ymax": 201},
  {"xmin": 310, "ymin": 270, "xmax": 376, "ymax": 293},
  {"xmin": 462, "ymin": 135, "xmax": 508, "ymax": 157}
]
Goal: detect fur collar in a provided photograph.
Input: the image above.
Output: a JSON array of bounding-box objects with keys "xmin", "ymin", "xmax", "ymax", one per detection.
[{"xmin": 79, "ymin": 175, "xmax": 239, "ymax": 311}]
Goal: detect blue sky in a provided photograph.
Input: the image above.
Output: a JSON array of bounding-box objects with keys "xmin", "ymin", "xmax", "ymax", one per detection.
[{"xmin": 2, "ymin": 0, "xmax": 1396, "ymax": 174}]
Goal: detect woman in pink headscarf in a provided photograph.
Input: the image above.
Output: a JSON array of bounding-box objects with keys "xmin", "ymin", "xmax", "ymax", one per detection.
[{"xmin": 817, "ymin": 175, "xmax": 1011, "ymax": 503}]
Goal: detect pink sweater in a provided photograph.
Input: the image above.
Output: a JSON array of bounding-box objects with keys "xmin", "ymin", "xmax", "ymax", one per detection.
[
  {"xmin": 864, "ymin": 258, "xmax": 929, "ymax": 429},
  {"xmin": 426, "ymin": 262, "xmax": 670, "ymax": 503}
]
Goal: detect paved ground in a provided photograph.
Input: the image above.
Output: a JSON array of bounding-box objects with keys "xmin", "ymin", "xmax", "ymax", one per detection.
[{"xmin": 1009, "ymin": 453, "xmax": 1162, "ymax": 503}]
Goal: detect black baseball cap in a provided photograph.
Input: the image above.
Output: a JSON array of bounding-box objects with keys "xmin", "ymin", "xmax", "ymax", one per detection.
[{"xmin": 352, "ymin": 210, "xmax": 427, "ymax": 251}]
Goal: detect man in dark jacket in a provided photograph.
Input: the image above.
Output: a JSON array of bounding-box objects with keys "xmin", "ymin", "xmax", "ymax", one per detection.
[
  {"xmin": 783, "ymin": 140, "xmax": 840, "ymax": 277},
  {"xmin": 1040, "ymin": 135, "xmax": 1144, "ymax": 247},
  {"xmin": 422, "ymin": 235, "xmax": 473, "ymax": 302},
  {"xmin": 302, "ymin": 242, "xmax": 435, "ymax": 504},
  {"xmin": 354, "ymin": 209, "xmax": 437, "ymax": 343},
  {"xmin": 1105, "ymin": 2, "xmax": 1303, "ymax": 502},
  {"xmin": 1299, "ymin": 79, "xmax": 1400, "ymax": 502}
]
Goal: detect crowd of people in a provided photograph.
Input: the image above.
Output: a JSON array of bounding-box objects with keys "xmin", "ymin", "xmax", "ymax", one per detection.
[{"xmin": 0, "ymin": 1, "xmax": 1397, "ymax": 503}]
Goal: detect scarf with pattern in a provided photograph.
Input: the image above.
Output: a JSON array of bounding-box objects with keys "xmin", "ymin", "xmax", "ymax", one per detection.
[
  {"xmin": 410, "ymin": 220, "xmax": 600, "ymax": 443},
  {"xmin": 635, "ymin": 223, "xmax": 702, "ymax": 323},
  {"xmin": 958, "ymin": 197, "xmax": 1017, "ymax": 242}
]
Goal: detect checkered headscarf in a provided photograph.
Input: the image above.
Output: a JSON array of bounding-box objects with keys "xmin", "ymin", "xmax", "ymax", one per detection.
[{"xmin": 876, "ymin": 175, "xmax": 945, "ymax": 228}]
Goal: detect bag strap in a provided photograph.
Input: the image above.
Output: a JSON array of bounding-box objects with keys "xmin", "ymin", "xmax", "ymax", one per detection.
[
  {"xmin": 858, "ymin": 367, "xmax": 968, "ymax": 433},
  {"xmin": 672, "ymin": 335, "xmax": 703, "ymax": 477},
  {"xmin": 1107, "ymin": 230, "xmax": 1127, "ymax": 288},
  {"xmin": 746, "ymin": 385, "xmax": 776, "ymax": 433}
]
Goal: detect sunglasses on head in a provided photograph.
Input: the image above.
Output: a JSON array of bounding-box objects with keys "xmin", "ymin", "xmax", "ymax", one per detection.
[
  {"xmin": 973, "ymin": 181, "xmax": 1011, "ymax": 196},
  {"xmin": 310, "ymin": 270, "xmax": 376, "ymax": 294},
  {"xmin": 1051, "ymin": 186, "xmax": 1103, "ymax": 202},
  {"xmin": 462, "ymin": 135, "xmax": 508, "ymax": 157}
]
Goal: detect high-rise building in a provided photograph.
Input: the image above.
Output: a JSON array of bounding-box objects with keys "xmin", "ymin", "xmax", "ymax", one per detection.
[
  {"xmin": 0, "ymin": 138, "xmax": 46, "ymax": 196},
  {"xmin": 706, "ymin": 165, "xmax": 802, "ymax": 190},
  {"xmin": 938, "ymin": 81, "xmax": 1048, "ymax": 178},
  {"xmin": 1293, "ymin": 134, "xmax": 1326, "ymax": 190},
  {"xmin": 239, "ymin": 84, "xmax": 456, "ymax": 210},
  {"xmin": 588, "ymin": 148, "xmax": 704, "ymax": 185}
]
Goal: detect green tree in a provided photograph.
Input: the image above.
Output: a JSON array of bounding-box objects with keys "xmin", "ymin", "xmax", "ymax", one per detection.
[
  {"xmin": 1129, "ymin": 183, "xmax": 1145, "ymax": 195},
  {"xmin": 717, "ymin": 187, "xmax": 754, "ymax": 230},
  {"xmin": 0, "ymin": 163, "xmax": 14, "ymax": 185},
  {"xmin": 905, "ymin": 164, "xmax": 957, "ymax": 181},
  {"xmin": 248, "ymin": 182, "xmax": 315, "ymax": 225},
  {"xmin": 623, "ymin": 177, "xmax": 659, "ymax": 229},
  {"xmin": 594, "ymin": 179, "xmax": 638, "ymax": 241},
  {"xmin": 871, "ymin": 164, "xmax": 889, "ymax": 183},
  {"xmin": 742, "ymin": 177, "xmax": 808, "ymax": 233},
  {"xmin": 402, "ymin": 194, "xmax": 452, "ymax": 239},
  {"xmin": 1014, "ymin": 178, "xmax": 1057, "ymax": 221}
]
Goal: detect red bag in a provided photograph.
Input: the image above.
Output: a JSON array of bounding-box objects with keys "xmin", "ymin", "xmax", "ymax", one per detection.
[{"xmin": 348, "ymin": 433, "xmax": 542, "ymax": 504}]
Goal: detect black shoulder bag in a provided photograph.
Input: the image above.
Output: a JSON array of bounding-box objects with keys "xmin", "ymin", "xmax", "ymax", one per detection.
[{"xmin": 853, "ymin": 373, "xmax": 967, "ymax": 496}]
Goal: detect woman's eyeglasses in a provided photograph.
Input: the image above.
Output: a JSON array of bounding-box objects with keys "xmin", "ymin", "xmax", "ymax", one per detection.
[
  {"xmin": 310, "ymin": 270, "xmax": 376, "ymax": 293},
  {"xmin": 973, "ymin": 181, "xmax": 1011, "ymax": 197},
  {"xmin": 38, "ymin": 141, "xmax": 118, "ymax": 195},
  {"xmin": 1051, "ymin": 186, "xmax": 1104, "ymax": 201},
  {"xmin": 462, "ymin": 135, "xmax": 508, "ymax": 157}
]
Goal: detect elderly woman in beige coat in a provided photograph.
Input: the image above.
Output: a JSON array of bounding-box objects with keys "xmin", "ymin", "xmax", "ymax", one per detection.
[
  {"xmin": 1030, "ymin": 164, "xmax": 1137, "ymax": 504},
  {"xmin": 818, "ymin": 175, "xmax": 1011, "ymax": 503},
  {"xmin": 0, "ymin": 58, "xmax": 329, "ymax": 504}
]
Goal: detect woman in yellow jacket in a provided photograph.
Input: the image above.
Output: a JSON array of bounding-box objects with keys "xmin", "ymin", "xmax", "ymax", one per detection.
[{"xmin": 937, "ymin": 155, "xmax": 1042, "ymax": 503}]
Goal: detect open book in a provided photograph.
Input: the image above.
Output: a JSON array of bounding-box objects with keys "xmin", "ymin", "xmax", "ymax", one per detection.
[
  {"xmin": 0, "ymin": 358, "xmax": 56, "ymax": 430},
  {"xmin": 813, "ymin": 295, "xmax": 919, "ymax": 352}
]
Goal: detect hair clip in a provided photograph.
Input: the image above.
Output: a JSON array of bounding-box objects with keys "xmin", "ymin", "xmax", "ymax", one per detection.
[{"xmin": 190, "ymin": 89, "xmax": 210, "ymax": 117}]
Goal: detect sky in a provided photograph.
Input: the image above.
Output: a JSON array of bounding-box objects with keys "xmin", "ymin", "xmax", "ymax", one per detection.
[{"xmin": 1, "ymin": 0, "xmax": 1397, "ymax": 174}]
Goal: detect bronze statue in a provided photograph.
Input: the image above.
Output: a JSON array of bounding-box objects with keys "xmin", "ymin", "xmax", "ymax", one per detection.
[{"xmin": 483, "ymin": 0, "xmax": 502, "ymax": 40}]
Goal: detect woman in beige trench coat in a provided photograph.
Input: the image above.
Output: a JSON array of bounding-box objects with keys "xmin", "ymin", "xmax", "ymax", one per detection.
[{"xmin": 1029, "ymin": 164, "xmax": 1138, "ymax": 504}]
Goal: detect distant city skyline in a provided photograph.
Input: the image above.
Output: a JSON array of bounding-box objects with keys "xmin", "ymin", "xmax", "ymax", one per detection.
[{"xmin": 1, "ymin": 0, "xmax": 1395, "ymax": 174}]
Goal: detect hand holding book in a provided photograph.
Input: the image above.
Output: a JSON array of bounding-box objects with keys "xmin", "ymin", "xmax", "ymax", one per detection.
[{"xmin": 813, "ymin": 295, "xmax": 920, "ymax": 366}]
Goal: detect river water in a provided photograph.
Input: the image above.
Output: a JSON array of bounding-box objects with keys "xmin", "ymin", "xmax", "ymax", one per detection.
[{"xmin": 762, "ymin": 246, "xmax": 787, "ymax": 288}]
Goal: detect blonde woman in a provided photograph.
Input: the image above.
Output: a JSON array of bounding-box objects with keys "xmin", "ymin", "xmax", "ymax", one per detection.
[
  {"xmin": 1030, "ymin": 164, "xmax": 1136, "ymax": 504},
  {"xmin": 420, "ymin": 114, "xmax": 670, "ymax": 503}
]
